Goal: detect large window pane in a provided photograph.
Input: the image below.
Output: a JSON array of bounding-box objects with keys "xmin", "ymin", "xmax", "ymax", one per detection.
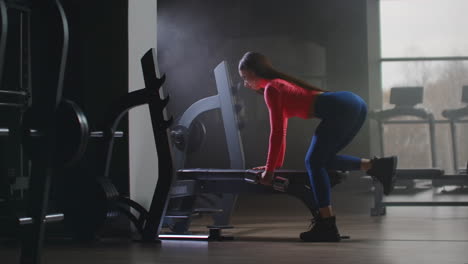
[
  {"xmin": 381, "ymin": 60, "xmax": 468, "ymax": 114},
  {"xmin": 380, "ymin": 0, "xmax": 468, "ymax": 57},
  {"xmin": 380, "ymin": 61, "xmax": 468, "ymax": 172}
]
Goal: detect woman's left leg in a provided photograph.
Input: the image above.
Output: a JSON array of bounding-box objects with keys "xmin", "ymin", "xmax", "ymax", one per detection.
[
  {"xmin": 301, "ymin": 92, "xmax": 367, "ymax": 242},
  {"xmin": 305, "ymin": 92, "xmax": 368, "ymax": 210}
]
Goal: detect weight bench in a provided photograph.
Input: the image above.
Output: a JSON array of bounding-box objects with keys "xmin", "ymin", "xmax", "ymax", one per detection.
[{"xmin": 160, "ymin": 168, "xmax": 346, "ymax": 240}]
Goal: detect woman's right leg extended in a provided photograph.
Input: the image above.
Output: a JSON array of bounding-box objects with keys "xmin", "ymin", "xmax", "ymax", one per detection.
[
  {"xmin": 313, "ymin": 91, "xmax": 397, "ymax": 195},
  {"xmin": 324, "ymin": 98, "xmax": 368, "ymax": 171}
]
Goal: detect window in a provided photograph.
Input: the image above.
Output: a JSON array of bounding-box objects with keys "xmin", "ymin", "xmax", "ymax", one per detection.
[{"xmin": 379, "ymin": 0, "xmax": 468, "ymax": 172}]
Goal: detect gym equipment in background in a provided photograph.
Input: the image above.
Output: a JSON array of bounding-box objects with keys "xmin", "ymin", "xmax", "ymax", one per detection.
[
  {"xmin": 2, "ymin": 1, "xmax": 71, "ymax": 263},
  {"xmin": 369, "ymin": 86, "xmax": 468, "ymax": 216},
  {"xmin": 0, "ymin": 0, "xmax": 33, "ymax": 202},
  {"xmin": 442, "ymin": 85, "xmax": 468, "ymax": 174},
  {"xmin": 435, "ymin": 85, "xmax": 468, "ymax": 189},
  {"xmin": 56, "ymin": 48, "xmax": 173, "ymax": 243},
  {"xmin": 0, "ymin": 0, "xmax": 125, "ymax": 262}
]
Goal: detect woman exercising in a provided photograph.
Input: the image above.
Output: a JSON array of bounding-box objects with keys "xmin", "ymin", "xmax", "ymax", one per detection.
[{"xmin": 238, "ymin": 51, "xmax": 397, "ymax": 242}]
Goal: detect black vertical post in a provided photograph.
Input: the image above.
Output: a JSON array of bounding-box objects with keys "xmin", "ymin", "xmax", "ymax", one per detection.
[
  {"xmin": 20, "ymin": 163, "xmax": 52, "ymax": 264},
  {"xmin": 0, "ymin": 0, "xmax": 7, "ymax": 87},
  {"xmin": 20, "ymin": 0, "xmax": 69, "ymax": 263},
  {"xmin": 140, "ymin": 48, "xmax": 174, "ymax": 241}
]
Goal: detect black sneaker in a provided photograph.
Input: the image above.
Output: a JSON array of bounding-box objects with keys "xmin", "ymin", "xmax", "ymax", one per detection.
[
  {"xmin": 366, "ymin": 156, "xmax": 398, "ymax": 195},
  {"xmin": 300, "ymin": 216, "xmax": 341, "ymax": 242}
]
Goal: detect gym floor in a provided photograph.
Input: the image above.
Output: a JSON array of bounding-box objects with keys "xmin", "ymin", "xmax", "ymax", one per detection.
[{"xmin": 2, "ymin": 183, "xmax": 468, "ymax": 264}]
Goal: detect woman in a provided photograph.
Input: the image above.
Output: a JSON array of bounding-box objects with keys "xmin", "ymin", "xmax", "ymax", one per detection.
[{"xmin": 238, "ymin": 51, "xmax": 397, "ymax": 242}]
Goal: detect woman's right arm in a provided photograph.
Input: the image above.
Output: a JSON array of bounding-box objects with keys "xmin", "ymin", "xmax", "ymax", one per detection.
[{"xmin": 264, "ymin": 85, "xmax": 287, "ymax": 172}]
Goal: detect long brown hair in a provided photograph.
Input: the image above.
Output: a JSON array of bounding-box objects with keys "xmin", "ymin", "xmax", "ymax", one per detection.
[{"xmin": 238, "ymin": 51, "xmax": 326, "ymax": 92}]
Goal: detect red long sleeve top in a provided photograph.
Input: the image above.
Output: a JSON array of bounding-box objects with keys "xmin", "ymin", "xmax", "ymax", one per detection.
[{"xmin": 264, "ymin": 78, "xmax": 322, "ymax": 172}]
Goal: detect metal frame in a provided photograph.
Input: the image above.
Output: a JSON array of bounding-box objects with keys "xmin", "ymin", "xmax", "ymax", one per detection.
[
  {"xmin": 101, "ymin": 48, "xmax": 172, "ymax": 242},
  {"xmin": 0, "ymin": 0, "xmax": 32, "ymax": 201},
  {"xmin": 162, "ymin": 61, "xmax": 245, "ymax": 235},
  {"xmin": 19, "ymin": 1, "xmax": 69, "ymax": 264},
  {"xmin": 381, "ymin": 56, "xmax": 468, "ymax": 62},
  {"xmin": 172, "ymin": 61, "xmax": 245, "ymax": 171}
]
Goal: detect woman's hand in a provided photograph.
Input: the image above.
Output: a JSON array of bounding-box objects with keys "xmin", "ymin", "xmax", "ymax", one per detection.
[
  {"xmin": 259, "ymin": 171, "xmax": 274, "ymax": 186},
  {"xmin": 250, "ymin": 166, "xmax": 274, "ymax": 186}
]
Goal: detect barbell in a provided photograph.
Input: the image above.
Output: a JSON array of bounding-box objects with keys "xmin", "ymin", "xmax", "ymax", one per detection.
[{"xmin": 2, "ymin": 99, "xmax": 124, "ymax": 168}]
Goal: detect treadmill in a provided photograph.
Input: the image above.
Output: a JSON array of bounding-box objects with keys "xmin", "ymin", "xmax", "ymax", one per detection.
[{"xmin": 437, "ymin": 85, "xmax": 468, "ymax": 187}]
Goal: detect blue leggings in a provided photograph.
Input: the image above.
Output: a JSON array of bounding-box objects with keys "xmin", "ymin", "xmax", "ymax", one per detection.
[{"xmin": 305, "ymin": 91, "xmax": 368, "ymax": 209}]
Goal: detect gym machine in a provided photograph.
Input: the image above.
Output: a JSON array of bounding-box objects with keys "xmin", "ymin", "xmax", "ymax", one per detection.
[
  {"xmin": 369, "ymin": 86, "xmax": 468, "ymax": 216},
  {"xmin": 57, "ymin": 48, "xmax": 174, "ymax": 243},
  {"xmin": 158, "ymin": 60, "xmax": 347, "ymax": 240},
  {"xmin": 0, "ymin": 1, "xmax": 75, "ymax": 264},
  {"xmin": 1, "ymin": 44, "xmax": 171, "ymax": 249},
  {"xmin": 0, "ymin": 0, "xmax": 129, "ymax": 262},
  {"xmin": 0, "ymin": 0, "xmax": 33, "ymax": 201}
]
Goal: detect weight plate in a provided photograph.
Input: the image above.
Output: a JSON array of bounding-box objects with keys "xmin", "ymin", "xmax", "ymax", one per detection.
[
  {"xmin": 21, "ymin": 100, "xmax": 90, "ymax": 168},
  {"xmin": 55, "ymin": 99, "xmax": 90, "ymax": 167}
]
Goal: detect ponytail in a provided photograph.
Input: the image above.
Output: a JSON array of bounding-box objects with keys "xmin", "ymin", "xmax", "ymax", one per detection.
[{"xmin": 239, "ymin": 51, "xmax": 327, "ymax": 92}]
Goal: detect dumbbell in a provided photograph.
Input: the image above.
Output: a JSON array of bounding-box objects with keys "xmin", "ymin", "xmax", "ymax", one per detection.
[
  {"xmin": 272, "ymin": 176, "xmax": 289, "ymax": 192},
  {"xmin": 244, "ymin": 170, "xmax": 290, "ymax": 192}
]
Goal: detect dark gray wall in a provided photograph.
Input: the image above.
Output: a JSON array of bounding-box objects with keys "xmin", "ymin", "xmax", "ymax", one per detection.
[
  {"xmin": 128, "ymin": 0, "xmax": 159, "ymax": 211},
  {"xmin": 159, "ymin": 0, "xmax": 325, "ymax": 170},
  {"xmin": 61, "ymin": 0, "xmax": 129, "ymax": 194},
  {"xmin": 158, "ymin": 0, "xmax": 378, "ymax": 176},
  {"xmin": 325, "ymin": 0, "xmax": 375, "ymax": 159}
]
